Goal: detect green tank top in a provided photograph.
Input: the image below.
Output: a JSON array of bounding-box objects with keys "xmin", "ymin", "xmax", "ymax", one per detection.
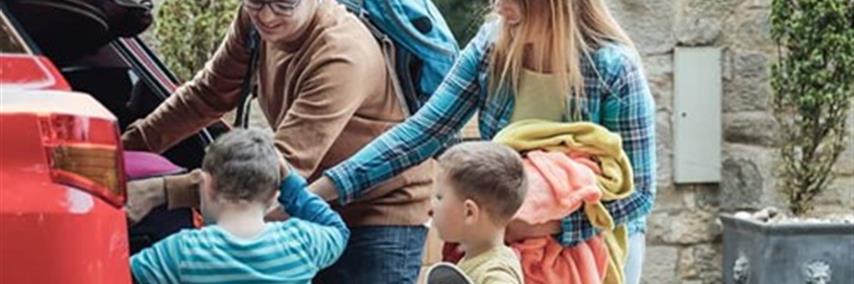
[{"xmin": 509, "ymin": 69, "xmax": 566, "ymax": 122}]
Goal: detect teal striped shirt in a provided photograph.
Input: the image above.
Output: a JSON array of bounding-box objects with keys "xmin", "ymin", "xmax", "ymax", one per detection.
[{"xmin": 131, "ymin": 172, "xmax": 349, "ymax": 283}]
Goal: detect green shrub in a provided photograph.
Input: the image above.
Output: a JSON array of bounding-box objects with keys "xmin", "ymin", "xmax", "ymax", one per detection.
[
  {"xmin": 434, "ymin": 0, "xmax": 490, "ymax": 45},
  {"xmin": 154, "ymin": 0, "xmax": 240, "ymax": 81},
  {"xmin": 770, "ymin": 0, "xmax": 854, "ymax": 215}
]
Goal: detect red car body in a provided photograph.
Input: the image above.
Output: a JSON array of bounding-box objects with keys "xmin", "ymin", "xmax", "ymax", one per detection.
[{"xmin": 0, "ymin": 10, "xmax": 131, "ymax": 284}]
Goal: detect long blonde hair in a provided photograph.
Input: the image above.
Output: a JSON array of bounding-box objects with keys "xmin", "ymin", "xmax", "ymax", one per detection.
[{"xmin": 489, "ymin": 0, "xmax": 636, "ymax": 118}]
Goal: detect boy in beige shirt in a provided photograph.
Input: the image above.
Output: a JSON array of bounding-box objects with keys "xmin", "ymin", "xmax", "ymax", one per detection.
[{"xmin": 430, "ymin": 142, "xmax": 528, "ymax": 284}]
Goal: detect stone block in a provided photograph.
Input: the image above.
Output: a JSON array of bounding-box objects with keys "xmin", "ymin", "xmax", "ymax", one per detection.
[
  {"xmin": 642, "ymin": 246, "xmax": 680, "ymax": 284},
  {"xmin": 648, "ymin": 209, "xmax": 722, "ymax": 244},
  {"xmin": 723, "ymin": 111, "xmax": 779, "ymax": 147},
  {"xmin": 720, "ymin": 143, "xmax": 788, "ymax": 211},
  {"xmin": 673, "ymin": 0, "xmax": 743, "ymax": 46},
  {"xmin": 652, "ymin": 185, "xmax": 685, "ymax": 211},
  {"xmin": 606, "ymin": 0, "xmax": 676, "ymax": 54},
  {"xmin": 722, "ymin": 50, "xmax": 774, "ymax": 113},
  {"xmin": 656, "ymin": 110, "xmax": 674, "ymax": 187},
  {"xmin": 722, "ymin": 8, "xmax": 774, "ymax": 52},
  {"xmin": 671, "ymin": 211, "xmax": 722, "ymax": 244},
  {"xmin": 678, "ymin": 243, "xmax": 723, "ymax": 283},
  {"xmin": 812, "ymin": 176, "xmax": 854, "ymax": 210},
  {"xmin": 720, "ymin": 156, "xmax": 764, "ymax": 210},
  {"xmin": 643, "ymin": 54, "xmax": 674, "ymax": 111}
]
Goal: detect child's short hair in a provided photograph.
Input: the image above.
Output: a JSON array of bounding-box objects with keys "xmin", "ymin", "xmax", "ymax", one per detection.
[
  {"xmin": 438, "ymin": 141, "xmax": 527, "ymax": 224},
  {"xmin": 201, "ymin": 128, "xmax": 282, "ymax": 202}
]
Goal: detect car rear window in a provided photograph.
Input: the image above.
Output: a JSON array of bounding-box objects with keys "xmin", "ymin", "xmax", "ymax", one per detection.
[{"xmin": 1, "ymin": 11, "xmax": 28, "ymax": 53}]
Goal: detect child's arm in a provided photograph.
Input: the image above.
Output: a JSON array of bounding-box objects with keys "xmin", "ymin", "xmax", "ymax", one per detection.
[
  {"xmin": 278, "ymin": 171, "xmax": 350, "ymax": 268},
  {"xmin": 129, "ymin": 232, "xmax": 184, "ymax": 283}
]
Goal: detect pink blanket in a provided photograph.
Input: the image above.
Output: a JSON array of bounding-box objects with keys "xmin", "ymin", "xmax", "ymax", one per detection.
[
  {"xmin": 123, "ymin": 151, "xmax": 184, "ymax": 180},
  {"xmin": 511, "ymin": 150, "xmax": 611, "ymax": 284},
  {"xmin": 514, "ymin": 150, "xmax": 601, "ymax": 225}
]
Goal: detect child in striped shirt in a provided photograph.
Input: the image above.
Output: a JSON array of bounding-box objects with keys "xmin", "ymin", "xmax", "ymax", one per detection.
[{"xmin": 130, "ymin": 129, "xmax": 349, "ymax": 283}]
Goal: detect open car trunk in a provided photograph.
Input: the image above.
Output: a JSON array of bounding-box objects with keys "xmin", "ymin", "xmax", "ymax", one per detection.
[{"xmin": 5, "ymin": 0, "xmax": 228, "ymax": 254}]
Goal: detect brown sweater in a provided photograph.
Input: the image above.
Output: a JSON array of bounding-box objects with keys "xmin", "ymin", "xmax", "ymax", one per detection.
[{"xmin": 122, "ymin": 1, "xmax": 433, "ymax": 226}]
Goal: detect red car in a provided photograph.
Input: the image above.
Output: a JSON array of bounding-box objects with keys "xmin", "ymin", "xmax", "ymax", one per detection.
[{"xmin": 1, "ymin": 1, "xmax": 224, "ymax": 282}]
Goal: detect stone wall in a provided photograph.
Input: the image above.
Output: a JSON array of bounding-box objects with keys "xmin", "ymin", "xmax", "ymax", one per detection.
[
  {"xmin": 604, "ymin": 0, "xmax": 854, "ymax": 283},
  {"xmin": 143, "ymin": 1, "xmax": 852, "ymax": 282}
]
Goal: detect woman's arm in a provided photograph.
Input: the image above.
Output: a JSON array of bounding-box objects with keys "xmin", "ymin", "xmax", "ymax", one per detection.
[
  {"xmin": 313, "ymin": 23, "xmax": 498, "ymax": 204},
  {"xmin": 559, "ymin": 54, "xmax": 657, "ymax": 245}
]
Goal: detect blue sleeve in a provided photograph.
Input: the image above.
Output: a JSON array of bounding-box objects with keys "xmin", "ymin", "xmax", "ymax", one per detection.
[
  {"xmin": 130, "ymin": 232, "xmax": 185, "ymax": 283},
  {"xmin": 278, "ymin": 171, "xmax": 349, "ymax": 268},
  {"xmin": 559, "ymin": 55, "xmax": 657, "ymax": 245},
  {"xmin": 324, "ymin": 22, "xmax": 498, "ymax": 205}
]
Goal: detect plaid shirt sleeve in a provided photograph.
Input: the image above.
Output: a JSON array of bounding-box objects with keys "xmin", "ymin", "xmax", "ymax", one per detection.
[
  {"xmin": 559, "ymin": 53, "xmax": 657, "ymax": 245},
  {"xmin": 324, "ymin": 24, "xmax": 495, "ymax": 204}
]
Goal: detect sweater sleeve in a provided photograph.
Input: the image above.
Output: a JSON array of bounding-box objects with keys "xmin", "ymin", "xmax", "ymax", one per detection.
[{"xmin": 121, "ymin": 7, "xmax": 251, "ymax": 153}]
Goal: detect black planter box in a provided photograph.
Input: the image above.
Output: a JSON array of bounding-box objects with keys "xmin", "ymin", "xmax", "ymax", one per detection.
[{"xmin": 720, "ymin": 214, "xmax": 854, "ymax": 284}]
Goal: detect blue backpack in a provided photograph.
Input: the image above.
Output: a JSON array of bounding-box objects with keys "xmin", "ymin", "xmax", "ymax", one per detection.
[{"xmin": 235, "ymin": 0, "xmax": 460, "ymax": 127}]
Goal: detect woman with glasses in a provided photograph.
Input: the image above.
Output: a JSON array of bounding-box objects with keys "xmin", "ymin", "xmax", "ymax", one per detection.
[
  {"xmin": 310, "ymin": 0, "xmax": 657, "ymax": 283},
  {"xmin": 123, "ymin": 0, "xmax": 437, "ymax": 283}
]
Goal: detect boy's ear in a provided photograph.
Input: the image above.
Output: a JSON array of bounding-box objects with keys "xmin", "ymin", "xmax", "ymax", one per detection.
[
  {"xmin": 463, "ymin": 199, "xmax": 480, "ymax": 224},
  {"xmin": 201, "ymin": 171, "xmax": 215, "ymax": 198}
]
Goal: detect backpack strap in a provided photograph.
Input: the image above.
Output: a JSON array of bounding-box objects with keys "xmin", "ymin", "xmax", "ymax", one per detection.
[
  {"xmin": 340, "ymin": 0, "xmax": 412, "ymax": 116},
  {"xmin": 234, "ymin": 23, "xmax": 261, "ymax": 128},
  {"xmin": 360, "ymin": 18, "xmax": 412, "ymax": 116},
  {"xmin": 339, "ymin": 0, "xmax": 365, "ymax": 15}
]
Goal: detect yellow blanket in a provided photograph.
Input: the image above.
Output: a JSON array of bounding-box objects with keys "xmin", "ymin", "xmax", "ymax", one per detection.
[{"xmin": 494, "ymin": 119, "xmax": 635, "ymax": 284}]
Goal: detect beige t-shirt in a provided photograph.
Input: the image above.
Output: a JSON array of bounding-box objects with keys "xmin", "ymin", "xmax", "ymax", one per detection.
[{"xmin": 458, "ymin": 246, "xmax": 525, "ymax": 284}]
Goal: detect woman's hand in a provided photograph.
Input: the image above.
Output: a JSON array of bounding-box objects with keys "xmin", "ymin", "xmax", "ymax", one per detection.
[{"xmin": 505, "ymin": 219, "xmax": 562, "ymax": 243}]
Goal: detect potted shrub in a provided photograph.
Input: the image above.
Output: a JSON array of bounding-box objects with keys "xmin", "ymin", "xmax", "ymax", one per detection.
[{"xmin": 720, "ymin": 1, "xmax": 854, "ymax": 283}]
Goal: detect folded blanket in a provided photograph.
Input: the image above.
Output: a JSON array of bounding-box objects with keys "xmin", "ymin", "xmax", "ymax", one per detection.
[
  {"xmin": 516, "ymin": 150, "xmax": 613, "ymax": 230},
  {"xmin": 494, "ymin": 120, "xmax": 634, "ymax": 201},
  {"xmin": 514, "ymin": 236, "xmax": 609, "ymax": 284},
  {"xmin": 493, "ymin": 120, "xmax": 636, "ymax": 284}
]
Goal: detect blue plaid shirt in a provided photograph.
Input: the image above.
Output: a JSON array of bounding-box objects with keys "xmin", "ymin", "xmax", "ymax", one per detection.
[{"xmin": 326, "ymin": 22, "xmax": 656, "ymax": 246}]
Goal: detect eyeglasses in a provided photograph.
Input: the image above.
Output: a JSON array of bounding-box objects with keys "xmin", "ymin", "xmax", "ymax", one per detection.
[{"xmin": 243, "ymin": 0, "xmax": 302, "ymax": 16}]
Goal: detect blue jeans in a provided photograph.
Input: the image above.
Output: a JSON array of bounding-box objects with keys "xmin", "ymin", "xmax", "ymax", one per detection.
[
  {"xmin": 315, "ymin": 225, "xmax": 427, "ymax": 284},
  {"xmin": 624, "ymin": 232, "xmax": 646, "ymax": 284}
]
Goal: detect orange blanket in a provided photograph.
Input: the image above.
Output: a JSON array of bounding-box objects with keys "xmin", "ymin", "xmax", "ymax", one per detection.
[{"xmin": 514, "ymin": 236, "xmax": 609, "ymax": 284}]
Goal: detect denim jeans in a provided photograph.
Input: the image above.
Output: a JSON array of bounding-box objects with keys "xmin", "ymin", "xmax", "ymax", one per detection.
[
  {"xmin": 315, "ymin": 225, "xmax": 428, "ymax": 284},
  {"xmin": 624, "ymin": 232, "xmax": 646, "ymax": 284}
]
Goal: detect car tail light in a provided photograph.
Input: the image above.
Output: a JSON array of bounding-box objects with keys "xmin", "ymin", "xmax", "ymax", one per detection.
[{"xmin": 39, "ymin": 114, "xmax": 126, "ymax": 207}]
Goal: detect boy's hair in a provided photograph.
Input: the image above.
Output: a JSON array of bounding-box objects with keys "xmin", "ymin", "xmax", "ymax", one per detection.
[
  {"xmin": 202, "ymin": 128, "xmax": 282, "ymax": 202},
  {"xmin": 438, "ymin": 141, "xmax": 527, "ymax": 224}
]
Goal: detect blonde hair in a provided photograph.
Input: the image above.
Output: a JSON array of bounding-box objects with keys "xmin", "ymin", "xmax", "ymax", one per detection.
[{"xmin": 488, "ymin": 0, "xmax": 636, "ymax": 119}]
